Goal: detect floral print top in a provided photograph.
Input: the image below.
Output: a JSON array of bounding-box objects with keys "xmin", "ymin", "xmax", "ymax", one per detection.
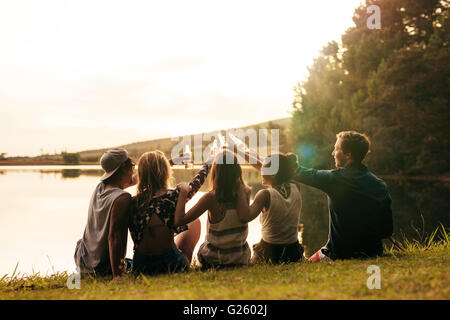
[{"xmin": 128, "ymin": 164, "xmax": 210, "ymax": 250}]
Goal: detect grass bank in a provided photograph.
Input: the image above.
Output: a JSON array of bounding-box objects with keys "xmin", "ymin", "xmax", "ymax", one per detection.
[{"xmin": 1, "ymin": 236, "xmax": 448, "ymax": 300}]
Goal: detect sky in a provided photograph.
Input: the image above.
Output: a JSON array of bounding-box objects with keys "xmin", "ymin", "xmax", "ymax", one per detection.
[{"xmin": 0, "ymin": 0, "xmax": 364, "ymax": 156}]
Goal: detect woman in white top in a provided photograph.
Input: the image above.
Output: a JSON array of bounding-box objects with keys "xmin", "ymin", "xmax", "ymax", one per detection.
[{"xmin": 236, "ymin": 152, "xmax": 304, "ymax": 264}]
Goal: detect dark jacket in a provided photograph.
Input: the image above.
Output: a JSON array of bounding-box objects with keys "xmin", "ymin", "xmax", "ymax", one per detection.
[{"xmin": 294, "ymin": 163, "xmax": 393, "ymax": 259}]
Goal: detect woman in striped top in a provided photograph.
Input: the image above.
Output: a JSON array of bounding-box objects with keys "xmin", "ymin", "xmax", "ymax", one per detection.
[{"xmin": 175, "ymin": 150, "xmax": 252, "ymax": 269}]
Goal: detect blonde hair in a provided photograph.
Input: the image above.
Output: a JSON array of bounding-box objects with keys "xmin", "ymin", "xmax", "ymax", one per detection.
[{"xmin": 136, "ymin": 151, "xmax": 172, "ymax": 205}]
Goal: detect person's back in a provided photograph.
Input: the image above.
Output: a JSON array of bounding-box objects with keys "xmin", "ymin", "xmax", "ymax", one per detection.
[
  {"xmin": 260, "ymin": 182, "xmax": 302, "ymax": 245},
  {"xmin": 294, "ymin": 131, "xmax": 393, "ymax": 261},
  {"xmin": 128, "ymin": 150, "xmax": 212, "ymax": 275},
  {"xmin": 251, "ymin": 181, "xmax": 304, "ymax": 264},
  {"xmin": 233, "ymin": 152, "xmax": 305, "ymax": 264},
  {"xmin": 74, "ymin": 149, "xmax": 135, "ymax": 278},
  {"xmin": 176, "ymin": 150, "xmax": 252, "ymax": 269},
  {"xmin": 319, "ymin": 163, "xmax": 391, "ymax": 258},
  {"xmin": 198, "ymin": 196, "xmax": 251, "ymax": 268},
  {"xmin": 75, "ymin": 182, "xmax": 128, "ymax": 273}
]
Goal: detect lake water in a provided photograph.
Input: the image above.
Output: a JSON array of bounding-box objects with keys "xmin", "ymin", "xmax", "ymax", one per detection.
[{"xmin": 0, "ymin": 166, "xmax": 448, "ymax": 276}]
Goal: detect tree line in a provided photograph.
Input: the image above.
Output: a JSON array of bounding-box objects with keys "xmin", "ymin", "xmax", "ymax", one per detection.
[{"xmin": 291, "ymin": 0, "xmax": 449, "ymax": 175}]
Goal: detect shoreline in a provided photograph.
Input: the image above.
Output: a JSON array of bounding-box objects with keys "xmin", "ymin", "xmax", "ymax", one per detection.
[
  {"xmin": 0, "ymin": 160, "xmax": 65, "ymax": 166},
  {"xmin": 1, "ymin": 161, "xmax": 449, "ymax": 182},
  {"xmin": 0, "ymin": 160, "xmax": 94, "ymax": 166}
]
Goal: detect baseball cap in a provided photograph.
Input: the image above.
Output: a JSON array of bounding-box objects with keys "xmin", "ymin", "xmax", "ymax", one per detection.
[{"xmin": 99, "ymin": 149, "xmax": 130, "ymax": 181}]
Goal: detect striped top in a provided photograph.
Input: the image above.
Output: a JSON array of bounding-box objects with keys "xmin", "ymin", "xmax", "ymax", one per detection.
[{"xmin": 197, "ymin": 202, "xmax": 251, "ymax": 266}]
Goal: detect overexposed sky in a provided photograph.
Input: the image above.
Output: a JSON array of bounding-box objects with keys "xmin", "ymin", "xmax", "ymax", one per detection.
[{"xmin": 0, "ymin": 0, "xmax": 363, "ymax": 156}]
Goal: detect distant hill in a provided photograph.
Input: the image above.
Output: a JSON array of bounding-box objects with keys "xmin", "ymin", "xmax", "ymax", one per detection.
[
  {"xmin": 78, "ymin": 117, "xmax": 292, "ymax": 162},
  {"xmin": 0, "ymin": 117, "xmax": 291, "ymax": 165}
]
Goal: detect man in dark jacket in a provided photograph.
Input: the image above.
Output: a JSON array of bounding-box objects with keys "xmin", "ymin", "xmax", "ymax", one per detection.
[{"xmin": 293, "ymin": 131, "xmax": 393, "ymax": 261}]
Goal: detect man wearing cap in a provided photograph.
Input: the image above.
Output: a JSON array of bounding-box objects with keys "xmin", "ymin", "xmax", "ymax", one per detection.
[{"xmin": 74, "ymin": 149, "xmax": 136, "ymax": 279}]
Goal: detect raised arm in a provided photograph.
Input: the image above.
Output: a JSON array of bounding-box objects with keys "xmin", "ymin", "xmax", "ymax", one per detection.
[
  {"xmin": 236, "ymin": 184, "xmax": 270, "ymax": 223},
  {"xmin": 171, "ymin": 159, "xmax": 213, "ymax": 231},
  {"xmin": 293, "ymin": 166, "xmax": 336, "ymax": 194},
  {"xmin": 227, "ymin": 133, "xmax": 263, "ymax": 171},
  {"xmin": 241, "ymin": 149, "xmax": 264, "ymax": 171},
  {"xmin": 185, "ymin": 163, "xmax": 211, "ymax": 201},
  {"xmin": 169, "ymin": 153, "xmax": 191, "ymax": 166},
  {"xmin": 173, "ymin": 183, "xmax": 191, "ymax": 228},
  {"xmin": 108, "ymin": 193, "xmax": 131, "ymax": 279},
  {"xmin": 174, "ymin": 192, "xmax": 212, "ymax": 227}
]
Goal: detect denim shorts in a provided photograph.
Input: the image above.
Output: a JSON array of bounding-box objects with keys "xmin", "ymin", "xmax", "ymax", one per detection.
[{"xmin": 132, "ymin": 245, "xmax": 190, "ymax": 276}]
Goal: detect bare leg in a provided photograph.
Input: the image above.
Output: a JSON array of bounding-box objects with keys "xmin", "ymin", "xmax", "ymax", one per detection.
[{"xmin": 175, "ymin": 219, "xmax": 201, "ymax": 263}]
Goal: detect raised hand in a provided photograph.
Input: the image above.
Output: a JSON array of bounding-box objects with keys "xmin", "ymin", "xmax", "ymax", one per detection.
[
  {"xmin": 205, "ymin": 139, "xmax": 221, "ymax": 165},
  {"xmin": 170, "ymin": 151, "xmax": 192, "ymax": 166},
  {"xmin": 177, "ymin": 182, "xmax": 192, "ymax": 197},
  {"xmin": 217, "ymin": 133, "xmax": 227, "ymax": 149}
]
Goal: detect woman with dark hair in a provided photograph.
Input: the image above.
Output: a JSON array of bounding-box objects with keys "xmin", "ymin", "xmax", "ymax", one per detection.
[
  {"xmin": 233, "ymin": 143, "xmax": 304, "ymax": 264},
  {"xmin": 174, "ymin": 150, "xmax": 252, "ymax": 269}
]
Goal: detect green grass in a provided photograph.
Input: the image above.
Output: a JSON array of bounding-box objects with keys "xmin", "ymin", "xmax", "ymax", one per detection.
[{"xmin": 1, "ymin": 228, "xmax": 449, "ymax": 300}]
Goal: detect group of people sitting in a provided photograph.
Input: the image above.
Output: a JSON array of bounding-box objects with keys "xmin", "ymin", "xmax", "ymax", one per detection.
[{"xmin": 74, "ymin": 130, "xmax": 393, "ymax": 280}]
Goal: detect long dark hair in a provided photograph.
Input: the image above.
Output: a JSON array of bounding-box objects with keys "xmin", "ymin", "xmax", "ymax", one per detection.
[{"xmin": 210, "ymin": 150, "xmax": 250, "ymax": 204}]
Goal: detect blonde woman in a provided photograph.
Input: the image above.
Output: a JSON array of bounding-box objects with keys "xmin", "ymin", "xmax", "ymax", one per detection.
[{"xmin": 128, "ymin": 150, "xmax": 213, "ymax": 275}]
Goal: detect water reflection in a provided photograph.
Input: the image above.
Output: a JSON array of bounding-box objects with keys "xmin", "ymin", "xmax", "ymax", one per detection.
[{"xmin": 61, "ymin": 169, "xmax": 104, "ymax": 179}]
